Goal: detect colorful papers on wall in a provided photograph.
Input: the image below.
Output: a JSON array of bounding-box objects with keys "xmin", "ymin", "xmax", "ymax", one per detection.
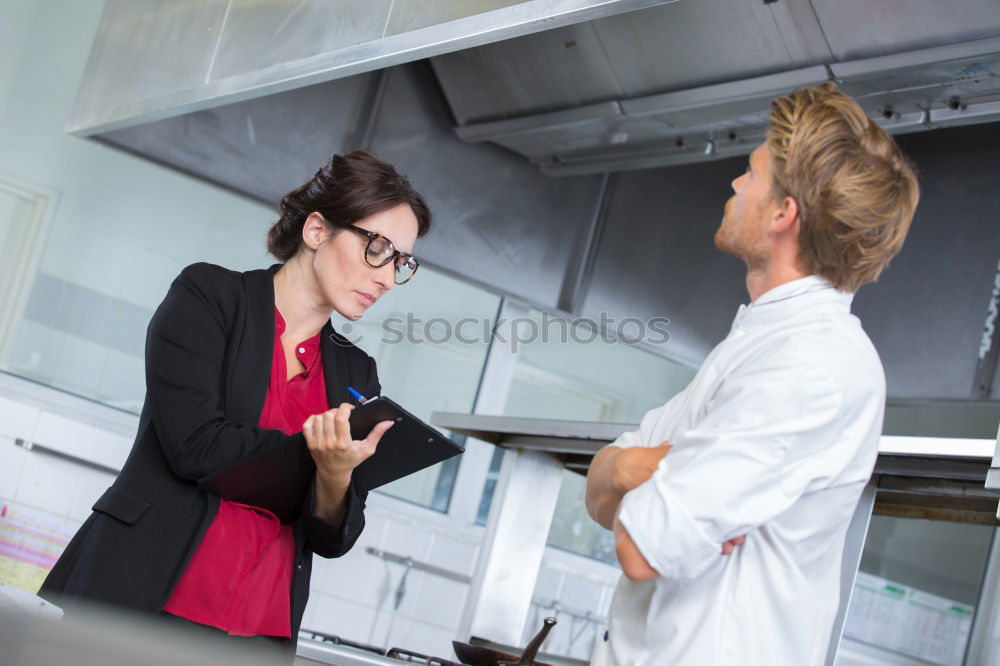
[
  {"xmin": 844, "ymin": 571, "xmax": 974, "ymax": 666},
  {"xmin": 0, "ymin": 503, "xmax": 75, "ymax": 594}
]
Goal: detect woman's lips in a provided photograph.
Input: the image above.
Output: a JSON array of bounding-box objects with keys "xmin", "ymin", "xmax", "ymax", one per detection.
[{"xmin": 356, "ymin": 291, "xmax": 375, "ymax": 307}]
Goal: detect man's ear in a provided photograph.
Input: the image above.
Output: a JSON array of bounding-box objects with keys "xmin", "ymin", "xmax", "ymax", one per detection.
[{"xmin": 772, "ymin": 196, "xmax": 800, "ymax": 234}]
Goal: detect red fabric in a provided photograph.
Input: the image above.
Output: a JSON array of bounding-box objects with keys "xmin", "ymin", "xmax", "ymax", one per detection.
[{"xmin": 162, "ymin": 308, "xmax": 328, "ymax": 637}]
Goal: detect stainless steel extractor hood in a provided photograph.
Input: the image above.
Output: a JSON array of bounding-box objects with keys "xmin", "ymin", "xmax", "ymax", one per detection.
[
  {"xmin": 430, "ymin": 0, "xmax": 1000, "ymax": 174},
  {"xmin": 66, "ymin": 0, "xmax": 678, "ymax": 136},
  {"xmin": 68, "ymin": 1, "xmax": 1000, "ymax": 404}
]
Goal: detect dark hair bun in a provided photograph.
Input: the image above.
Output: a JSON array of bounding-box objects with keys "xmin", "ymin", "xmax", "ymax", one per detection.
[{"xmin": 266, "ymin": 151, "xmax": 431, "ymax": 262}]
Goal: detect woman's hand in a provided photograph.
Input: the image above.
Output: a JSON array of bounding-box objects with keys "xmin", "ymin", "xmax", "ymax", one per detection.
[
  {"xmin": 303, "ymin": 403, "xmax": 393, "ymax": 523},
  {"xmin": 303, "ymin": 403, "xmax": 394, "ymax": 485}
]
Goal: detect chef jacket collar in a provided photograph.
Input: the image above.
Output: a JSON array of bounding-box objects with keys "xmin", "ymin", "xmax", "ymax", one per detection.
[{"xmin": 734, "ymin": 275, "xmax": 853, "ymax": 329}]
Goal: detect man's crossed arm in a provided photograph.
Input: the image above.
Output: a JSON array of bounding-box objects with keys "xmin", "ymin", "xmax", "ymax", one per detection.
[{"xmin": 585, "ymin": 442, "xmax": 744, "ymax": 581}]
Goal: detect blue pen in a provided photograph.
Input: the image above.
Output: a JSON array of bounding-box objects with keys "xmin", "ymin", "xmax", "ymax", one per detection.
[{"xmin": 347, "ymin": 386, "xmax": 369, "ymax": 404}]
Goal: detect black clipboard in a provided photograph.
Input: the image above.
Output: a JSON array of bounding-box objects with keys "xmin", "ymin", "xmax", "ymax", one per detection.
[
  {"xmin": 200, "ymin": 433, "xmax": 313, "ymax": 524},
  {"xmin": 349, "ymin": 396, "xmax": 464, "ymax": 492},
  {"xmin": 202, "ymin": 396, "xmax": 464, "ymax": 521}
]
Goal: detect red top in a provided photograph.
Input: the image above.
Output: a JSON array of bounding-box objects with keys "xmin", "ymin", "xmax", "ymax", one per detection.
[{"xmin": 162, "ymin": 308, "xmax": 329, "ymax": 637}]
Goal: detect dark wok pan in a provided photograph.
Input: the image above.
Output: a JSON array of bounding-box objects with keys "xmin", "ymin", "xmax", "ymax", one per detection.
[{"xmin": 452, "ymin": 617, "xmax": 557, "ymax": 666}]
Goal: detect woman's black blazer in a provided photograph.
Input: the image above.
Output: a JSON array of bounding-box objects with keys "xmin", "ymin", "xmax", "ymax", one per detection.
[{"xmin": 40, "ymin": 262, "xmax": 380, "ymax": 638}]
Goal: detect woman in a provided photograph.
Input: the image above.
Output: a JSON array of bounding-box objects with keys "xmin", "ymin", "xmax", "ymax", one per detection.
[{"xmin": 39, "ymin": 150, "xmax": 431, "ymax": 655}]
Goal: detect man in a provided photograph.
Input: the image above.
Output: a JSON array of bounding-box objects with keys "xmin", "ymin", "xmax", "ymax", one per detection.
[{"xmin": 585, "ymin": 83, "xmax": 919, "ymax": 665}]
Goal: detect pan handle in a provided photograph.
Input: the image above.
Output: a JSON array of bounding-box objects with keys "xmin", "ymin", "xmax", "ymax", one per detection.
[{"xmin": 512, "ymin": 617, "xmax": 556, "ymax": 666}]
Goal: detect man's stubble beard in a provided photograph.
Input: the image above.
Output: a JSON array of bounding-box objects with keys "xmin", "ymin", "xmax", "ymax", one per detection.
[
  {"xmin": 715, "ymin": 196, "xmax": 741, "ymax": 258},
  {"xmin": 715, "ymin": 196, "xmax": 767, "ymax": 269}
]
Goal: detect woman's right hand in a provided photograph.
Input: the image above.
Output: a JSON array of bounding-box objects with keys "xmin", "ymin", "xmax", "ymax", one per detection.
[{"xmin": 302, "ymin": 403, "xmax": 394, "ymax": 485}]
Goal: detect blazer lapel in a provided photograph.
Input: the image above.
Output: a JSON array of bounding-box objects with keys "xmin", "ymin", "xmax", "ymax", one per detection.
[
  {"xmin": 227, "ymin": 264, "xmax": 279, "ymax": 424},
  {"xmin": 321, "ymin": 321, "xmax": 352, "ymax": 408}
]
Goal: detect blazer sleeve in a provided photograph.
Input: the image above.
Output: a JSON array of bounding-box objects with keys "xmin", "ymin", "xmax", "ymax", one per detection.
[
  {"xmin": 301, "ymin": 355, "xmax": 381, "ymax": 558},
  {"xmin": 145, "ymin": 263, "xmax": 297, "ymax": 483}
]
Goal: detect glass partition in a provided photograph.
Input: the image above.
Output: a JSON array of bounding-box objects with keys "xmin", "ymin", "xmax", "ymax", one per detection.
[
  {"xmin": 334, "ymin": 267, "xmax": 500, "ymax": 511},
  {"xmin": 840, "ymin": 516, "xmax": 996, "ymax": 666},
  {"xmin": 477, "ymin": 308, "xmax": 696, "ymax": 562}
]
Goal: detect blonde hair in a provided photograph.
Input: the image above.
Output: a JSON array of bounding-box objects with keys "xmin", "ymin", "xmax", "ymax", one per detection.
[{"xmin": 767, "ymin": 82, "xmax": 919, "ymax": 292}]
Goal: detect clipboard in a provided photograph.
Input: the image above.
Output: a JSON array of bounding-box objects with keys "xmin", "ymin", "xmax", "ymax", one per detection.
[
  {"xmin": 349, "ymin": 396, "xmax": 465, "ymax": 492},
  {"xmin": 202, "ymin": 396, "xmax": 464, "ymax": 521}
]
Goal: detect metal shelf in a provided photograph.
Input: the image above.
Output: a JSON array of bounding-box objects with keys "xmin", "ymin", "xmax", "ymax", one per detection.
[{"xmin": 431, "ymin": 412, "xmax": 1000, "ymax": 523}]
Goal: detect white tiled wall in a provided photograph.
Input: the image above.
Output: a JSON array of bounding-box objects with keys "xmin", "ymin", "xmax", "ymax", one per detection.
[
  {"xmin": 522, "ymin": 550, "xmax": 621, "ymax": 661},
  {"xmin": 304, "ymin": 500, "xmax": 484, "ymax": 657},
  {"xmin": 0, "ymin": 391, "xmax": 119, "ymax": 535}
]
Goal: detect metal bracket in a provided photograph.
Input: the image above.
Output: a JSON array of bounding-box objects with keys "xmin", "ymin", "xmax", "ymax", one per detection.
[
  {"xmin": 365, "ymin": 546, "xmax": 471, "ymax": 584},
  {"xmin": 13, "ymin": 437, "xmax": 118, "ymax": 476}
]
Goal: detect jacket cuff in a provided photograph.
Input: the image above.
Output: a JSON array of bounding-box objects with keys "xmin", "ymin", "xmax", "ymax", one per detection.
[
  {"xmin": 303, "ymin": 477, "xmax": 366, "ymax": 558},
  {"xmin": 618, "ymin": 473, "xmax": 719, "ymax": 580}
]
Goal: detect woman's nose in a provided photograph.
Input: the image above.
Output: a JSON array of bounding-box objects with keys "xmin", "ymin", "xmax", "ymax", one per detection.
[{"xmin": 374, "ymin": 262, "xmax": 395, "ymax": 291}]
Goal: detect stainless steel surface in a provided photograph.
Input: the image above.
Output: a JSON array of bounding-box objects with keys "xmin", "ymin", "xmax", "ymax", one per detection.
[
  {"xmin": 295, "ymin": 635, "xmax": 401, "ymax": 666},
  {"xmin": 68, "ymin": 0, "xmax": 678, "ymax": 135},
  {"xmin": 367, "ymin": 64, "xmax": 605, "ymax": 312},
  {"xmin": 850, "ymin": 125, "xmax": 1000, "ymax": 401},
  {"xmin": 69, "ymin": 1, "xmax": 230, "ymax": 135},
  {"xmin": 432, "ymin": 412, "xmax": 999, "ymax": 463},
  {"xmin": 872, "ymin": 477, "xmax": 1000, "ymax": 524},
  {"xmin": 579, "ymin": 158, "xmax": 747, "ymax": 367},
  {"xmin": 556, "ymin": 173, "xmax": 611, "ymax": 314},
  {"xmin": 824, "ymin": 481, "xmax": 877, "ymax": 666},
  {"xmin": 365, "ymin": 546, "xmax": 472, "ymax": 584},
  {"xmin": 987, "ymin": 427, "xmax": 1000, "ymax": 519},
  {"xmin": 452, "ymin": 65, "xmax": 829, "ymax": 165},
  {"xmin": 459, "ymin": 447, "xmax": 564, "ymax": 647},
  {"xmin": 432, "ymin": 0, "xmax": 833, "ymax": 126},
  {"xmin": 100, "ymin": 72, "xmax": 379, "ymax": 205},
  {"xmin": 810, "ymin": 0, "xmax": 1000, "ymax": 60},
  {"xmin": 431, "ymin": 413, "xmax": 631, "ymax": 451},
  {"xmin": 101, "ymin": 62, "xmax": 606, "ymax": 313},
  {"xmin": 443, "ymin": 34, "xmax": 1000, "ymax": 175}
]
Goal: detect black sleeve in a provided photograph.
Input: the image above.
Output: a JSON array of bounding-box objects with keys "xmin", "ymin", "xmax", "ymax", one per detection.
[
  {"xmin": 301, "ymin": 354, "xmax": 381, "ymax": 558},
  {"xmin": 145, "ymin": 263, "xmax": 295, "ymax": 483}
]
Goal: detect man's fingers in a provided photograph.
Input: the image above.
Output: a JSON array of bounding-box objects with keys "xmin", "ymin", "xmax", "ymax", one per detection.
[{"xmin": 721, "ymin": 535, "xmax": 747, "ymax": 555}]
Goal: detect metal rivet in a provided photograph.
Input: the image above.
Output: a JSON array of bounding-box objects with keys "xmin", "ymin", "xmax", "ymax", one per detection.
[
  {"xmin": 396, "ymin": 417, "xmax": 403, "ymax": 423},
  {"xmin": 427, "ymin": 438, "xmax": 433, "ymax": 443}
]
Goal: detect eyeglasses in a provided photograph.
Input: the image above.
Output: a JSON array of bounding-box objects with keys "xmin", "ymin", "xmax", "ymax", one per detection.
[{"xmin": 346, "ymin": 225, "xmax": 419, "ymax": 285}]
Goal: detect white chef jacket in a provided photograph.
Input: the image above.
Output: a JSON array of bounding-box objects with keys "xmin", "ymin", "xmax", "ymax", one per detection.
[{"xmin": 596, "ymin": 275, "xmax": 884, "ymax": 666}]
